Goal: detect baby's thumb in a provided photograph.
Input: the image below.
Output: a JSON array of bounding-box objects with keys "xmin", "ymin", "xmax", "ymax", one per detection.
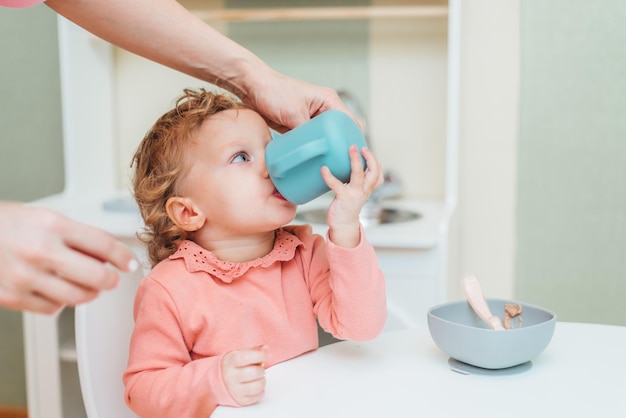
[{"xmin": 254, "ymin": 344, "xmax": 271, "ymax": 367}]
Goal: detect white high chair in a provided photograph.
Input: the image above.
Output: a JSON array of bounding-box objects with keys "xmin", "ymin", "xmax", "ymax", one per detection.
[{"xmin": 75, "ymin": 267, "xmax": 143, "ymax": 418}]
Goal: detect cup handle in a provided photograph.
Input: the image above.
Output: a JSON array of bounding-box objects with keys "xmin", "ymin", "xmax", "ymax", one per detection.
[{"xmin": 268, "ymin": 137, "xmax": 329, "ymax": 178}]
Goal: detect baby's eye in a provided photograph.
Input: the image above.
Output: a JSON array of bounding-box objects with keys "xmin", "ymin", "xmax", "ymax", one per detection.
[{"xmin": 231, "ymin": 152, "xmax": 250, "ymax": 163}]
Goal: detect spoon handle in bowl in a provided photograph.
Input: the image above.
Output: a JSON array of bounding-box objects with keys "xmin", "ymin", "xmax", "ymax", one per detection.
[{"xmin": 462, "ymin": 275, "xmax": 505, "ymax": 330}]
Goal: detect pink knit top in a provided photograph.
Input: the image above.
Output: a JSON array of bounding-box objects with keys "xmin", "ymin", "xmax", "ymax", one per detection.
[{"xmin": 123, "ymin": 224, "xmax": 387, "ymax": 417}]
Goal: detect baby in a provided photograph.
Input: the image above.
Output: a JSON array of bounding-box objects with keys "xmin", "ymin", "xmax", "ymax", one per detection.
[{"xmin": 123, "ymin": 88, "xmax": 387, "ymax": 417}]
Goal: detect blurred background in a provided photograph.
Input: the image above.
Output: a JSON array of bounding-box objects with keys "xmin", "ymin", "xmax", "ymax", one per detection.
[{"xmin": 1, "ymin": 0, "xmax": 625, "ymax": 414}]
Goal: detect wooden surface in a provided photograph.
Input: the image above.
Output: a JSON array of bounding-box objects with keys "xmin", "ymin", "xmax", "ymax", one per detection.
[
  {"xmin": 191, "ymin": 5, "xmax": 448, "ymax": 22},
  {"xmin": 0, "ymin": 406, "xmax": 28, "ymax": 418}
]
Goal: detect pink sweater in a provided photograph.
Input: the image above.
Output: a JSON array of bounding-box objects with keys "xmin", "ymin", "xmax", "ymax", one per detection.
[{"xmin": 123, "ymin": 225, "xmax": 386, "ymax": 417}]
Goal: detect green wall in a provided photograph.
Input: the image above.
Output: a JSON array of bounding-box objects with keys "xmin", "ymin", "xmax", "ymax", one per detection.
[
  {"xmin": 516, "ymin": 0, "xmax": 626, "ymax": 325},
  {"xmin": 0, "ymin": 6, "xmax": 64, "ymax": 202},
  {"xmin": 0, "ymin": 4, "xmax": 64, "ymax": 408}
]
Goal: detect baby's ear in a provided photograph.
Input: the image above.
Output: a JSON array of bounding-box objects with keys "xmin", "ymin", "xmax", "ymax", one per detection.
[{"xmin": 165, "ymin": 197, "xmax": 206, "ymax": 231}]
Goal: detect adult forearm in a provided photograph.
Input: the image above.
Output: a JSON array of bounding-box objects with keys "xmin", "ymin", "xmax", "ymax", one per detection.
[
  {"xmin": 44, "ymin": 0, "xmax": 267, "ymax": 100},
  {"xmin": 44, "ymin": 0, "xmax": 352, "ymax": 132}
]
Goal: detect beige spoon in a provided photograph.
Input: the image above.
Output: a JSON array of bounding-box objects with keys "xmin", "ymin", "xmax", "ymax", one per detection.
[{"xmin": 462, "ymin": 275, "xmax": 505, "ymax": 330}]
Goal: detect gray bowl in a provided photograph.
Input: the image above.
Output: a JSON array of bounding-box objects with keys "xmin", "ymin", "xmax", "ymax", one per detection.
[{"xmin": 427, "ymin": 299, "xmax": 556, "ymax": 369}]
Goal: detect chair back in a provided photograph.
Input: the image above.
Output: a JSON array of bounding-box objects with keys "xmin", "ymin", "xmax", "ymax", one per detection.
[{"xmin": 75, "ymin": 268, "xmax": 143, "ymax": 418}]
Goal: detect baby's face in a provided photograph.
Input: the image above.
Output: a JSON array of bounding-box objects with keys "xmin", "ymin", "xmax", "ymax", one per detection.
[{"xmin": 175, "ymin": 108, "xmax": 297, "ymax": 237}]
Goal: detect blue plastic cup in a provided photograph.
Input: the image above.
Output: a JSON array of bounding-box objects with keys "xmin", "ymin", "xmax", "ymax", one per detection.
[{"xmin": 266, "ymin": 110, "xmax": 367, "ymax": 205}]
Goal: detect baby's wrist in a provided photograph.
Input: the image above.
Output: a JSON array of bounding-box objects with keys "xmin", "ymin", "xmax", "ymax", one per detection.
[{"xmin": 328, "ymin": 223, "xmax": 361, "ymax": 249}]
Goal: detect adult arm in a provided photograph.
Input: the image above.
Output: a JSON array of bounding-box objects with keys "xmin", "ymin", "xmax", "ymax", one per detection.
[{"xmin": 44, "ymin": 0, "xmax": 352, "ymax": 132}]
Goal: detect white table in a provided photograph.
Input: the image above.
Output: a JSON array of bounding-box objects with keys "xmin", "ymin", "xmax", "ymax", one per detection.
[{"xmin": 214, "ymin": 322, "xmax": 626, "ymax": 417}]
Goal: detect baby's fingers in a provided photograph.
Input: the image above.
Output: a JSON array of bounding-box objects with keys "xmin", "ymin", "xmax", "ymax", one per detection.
[
  {"xmin": 361, "ymin": 147, "xmax": 384, "ymax": 189},
  {"xmin": 224, "ymin": 346, "xmax": 269, "ymax": 369},
  {"xmin": 222, "ymin": 347, "xmax": 269, "ymax": 406},
  {"xmin": 320, "ymin": 165, "xmax": 344, "ymax": 193},
  {"xmin": 349, "ymin": 145, "xmax": 367, "ymax": 183}
]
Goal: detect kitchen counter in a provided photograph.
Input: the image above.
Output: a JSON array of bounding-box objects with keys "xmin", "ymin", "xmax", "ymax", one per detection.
[
  {"xmin": 34, "ymin": 192, "xmax": 447, "ymax": 250},
  {"xmin": 292, "ymin": 195, "xmax": 447, "ymax": 249},
  {"xmin": 33, "ymin": 191, "xmax": 143, "ymax": 239}
]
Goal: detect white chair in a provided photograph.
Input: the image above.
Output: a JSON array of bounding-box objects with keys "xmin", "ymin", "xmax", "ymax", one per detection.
[{"xmin": 75, "ymin": 267, "xmax": 143, "ymax": 418}]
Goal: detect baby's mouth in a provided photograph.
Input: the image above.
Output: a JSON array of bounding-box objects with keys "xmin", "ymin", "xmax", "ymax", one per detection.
[{"xmin": 273, "ymin": 188, "xmax": 286, "ymax": 200}]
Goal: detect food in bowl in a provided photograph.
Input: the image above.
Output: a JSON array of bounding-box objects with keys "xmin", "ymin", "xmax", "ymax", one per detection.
[
  {"xmin": 503, "ymin": 303, "xmax": 523, "ymax": 329},
  {"xmin": 427, "ymin": 299, "xmax": 556, "ymax": 369}
]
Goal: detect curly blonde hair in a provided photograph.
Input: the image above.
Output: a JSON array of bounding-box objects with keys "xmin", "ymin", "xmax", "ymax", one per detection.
[{"xmin": 132, "ymin": 88, "xmax": 241, "ymax": 267}]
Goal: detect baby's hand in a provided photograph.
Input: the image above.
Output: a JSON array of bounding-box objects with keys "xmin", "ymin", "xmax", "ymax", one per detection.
[
  {"xmin": 221, "ymin": 345, "xmax": 269, "ymax": 406},
  {"xmin": 321, "ymin": 146, "xmax": 384, "ymax": 248}
]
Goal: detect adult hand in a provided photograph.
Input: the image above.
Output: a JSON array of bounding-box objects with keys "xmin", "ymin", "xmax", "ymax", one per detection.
[
  {"xmin": 242, "ymin": 67, "xmax": 354, "ymax": 133},
  {"xmin": 0, "ymin": 202, "xmax": 137, "ymax": 314},
  {"xmin": 221, "ymin": 345, "xmax": 269, "ymax": 406}
]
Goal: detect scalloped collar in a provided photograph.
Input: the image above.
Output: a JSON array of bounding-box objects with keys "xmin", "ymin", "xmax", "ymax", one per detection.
[{"xmin": 169, "ymin": 229, "xmax": 304, "ymax": 283}]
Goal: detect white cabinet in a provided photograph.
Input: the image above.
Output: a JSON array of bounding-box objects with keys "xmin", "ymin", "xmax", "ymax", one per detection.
[
  {"xmin": 378, "ymin": 246, "xmax": 445, "ymax": 331},
  {"xmin": 22, "ymin": 1, "xmax": 459, "ymax": 417}
]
